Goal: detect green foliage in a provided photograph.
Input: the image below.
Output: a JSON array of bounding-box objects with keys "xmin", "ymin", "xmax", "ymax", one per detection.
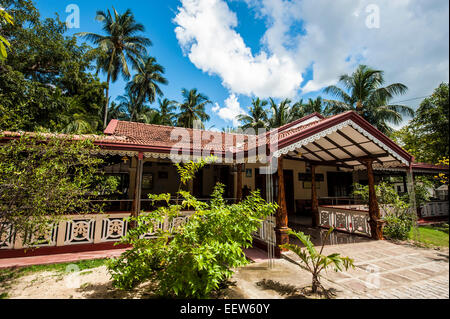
[
  {"xmin": 0, "ymin": 7, "xmax": 13, "ymax": 60},
  {"xmin": 177, "ymin": 88, "xmax": 211, "ymax": 129},
  {"xmin": 325, "ymin": 64, "xmax": 413, "ymax": 134},
  {"xmin": 391, "ymin": 83, "xmax": 449, "ymax": 163},
  {"xmin": 280, "ymin": 228, "xmax": 354, "ymax": 294},
  {"xmin": 352, "ymin": 182, "xmax": 416, "ymax": 240},
  {"xmin": 0, "ymin": 0, "xmax": 106, "ymax": 133},
  {"xmin": 108, "ymin": 158, "xmax": 277, "ymax": 298},
  {"xmin": 383, "ymin": 213, "xmax": 415, "ymax": 240},
  {"xmin": 0, "ymin": 134, "xmax": 110, "ymax": 246}
]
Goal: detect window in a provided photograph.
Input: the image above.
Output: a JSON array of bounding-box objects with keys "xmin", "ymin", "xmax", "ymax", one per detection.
[{"xmin": 142, "ymin": 173, "xmax": 154, "ymax": 190}]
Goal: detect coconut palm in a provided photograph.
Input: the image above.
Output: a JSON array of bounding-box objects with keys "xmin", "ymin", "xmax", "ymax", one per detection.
[
  {"xmin": 155, "ymin": 98, "xmax": 177, "ymax": 126},
  {"xmin": 176, "ymin": 88, "xmax": 211, "ymax": 129},
  {"xmin": 268, "ymin": 98, "xmax": 293, "ymax": 128},
  {"xmin": 107, "ymin": 101, "xmax": 129, "ymax": 122},
  {"xmin": 324, "ymin": 65, "xmax": 413, "ymax": 133},
  {"xmin": 116, "ymin": 90, "xmax": 145, "ymax": 122},
  {"xmin": 76, "ymin": 7, "xmax": 151, "ymax": 128},
  {"xmin": 128, "ymin": 56, "xmax": 168, "ymax": 106},
  {"xmin": 238, "ymin": 98, "xmax": 269, "ymax": 132}
]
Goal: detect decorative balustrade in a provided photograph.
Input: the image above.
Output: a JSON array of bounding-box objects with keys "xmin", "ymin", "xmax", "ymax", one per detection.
[
  {"xmin": 0, "ymin": 211, "xmax": 194, "ymax": 250},
  {"xmin": 253, "ymin": 216, "xmax": 276, "ymax": 245},
  {"xmin": 319, "ymin": 205, "xmax": 371, "ymax": 237},
  {"xmin": 420, "ymin": 201, "xmax": 449, "ymax": 218}
]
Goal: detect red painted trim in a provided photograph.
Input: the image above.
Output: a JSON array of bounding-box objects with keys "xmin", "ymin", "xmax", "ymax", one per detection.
[
  {"xmin": 275, "ymin": 111, "xmax": 414, "ymax": 164},
  {"xmin": 104, "ymin": 119, "xmax": 119, "ymax": 135},
  {"xmin": 0, "ymin": 242, "xmax": 131, "ymax": 259}
]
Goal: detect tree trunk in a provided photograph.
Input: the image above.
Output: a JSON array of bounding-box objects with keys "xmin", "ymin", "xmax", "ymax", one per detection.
[
  {"xmin": 104, "ymin": 76, "xmax": 110, "ymax": 129},
  {"xmin": 312, "ymin": 274, "xmax": 320, "ymax": 294}
]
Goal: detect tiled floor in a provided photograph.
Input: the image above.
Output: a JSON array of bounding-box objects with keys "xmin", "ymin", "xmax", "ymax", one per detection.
[{"xmin": 283, "ymin": 240, "xmax": 449, "ymax": 299}]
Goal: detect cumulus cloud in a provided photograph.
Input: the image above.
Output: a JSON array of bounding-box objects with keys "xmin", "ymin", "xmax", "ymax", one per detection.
[
  {"xmin": 174, "ymin": 0, "xmax": 449, "ymax": 119},
  {"xmin": 173, "ymin": 0, "xmax": 303, "ymax": 98},
  {"xmin": 212, "ymin": 94, "xmax": 246, "ymax": 126}
]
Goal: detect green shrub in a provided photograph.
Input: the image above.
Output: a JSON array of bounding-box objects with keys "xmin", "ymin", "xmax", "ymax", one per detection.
[
  {"xmin": 383, "ymin": 210, "xmax": 415, "ymax": 240},
  {"xmin": 108, "ymin": 158, "xmax": 277, "ymax": 298}
]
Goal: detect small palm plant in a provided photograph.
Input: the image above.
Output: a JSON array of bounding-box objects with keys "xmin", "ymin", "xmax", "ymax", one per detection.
[{"xmin": 280, "ymin": 228, "xmax": 354, "ymax": 295}]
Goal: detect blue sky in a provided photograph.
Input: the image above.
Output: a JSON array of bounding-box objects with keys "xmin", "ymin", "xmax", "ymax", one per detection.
[{"xmin": 35, "ymin": 0, "xmax": 449, "ymax": 130}]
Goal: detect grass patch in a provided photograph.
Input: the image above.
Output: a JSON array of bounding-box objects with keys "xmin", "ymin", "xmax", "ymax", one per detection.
[
  {"xmin": 409, "ymin": 223, "xmax": 449, "ymax": 247},
  {"xmin": 0, "ymin": 258, "xmax": 108, "ymax": 285}
]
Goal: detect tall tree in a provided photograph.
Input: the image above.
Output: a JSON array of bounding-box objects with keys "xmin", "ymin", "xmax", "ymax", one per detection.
[
  {"xmin": 238, "ymin": 98, "xmax": 269, "ymax": 131},
  {"xmin": 268, "ymin": 98, "xmax": 292, "ymax": 128},
  {"xmin": 128, "ymin": 56, "xmax": 167, "ymax": 106},
  {"xmin": 391, "ymin": 83, "xmax": 449, "ymax": 163},
  {"xmin": 76, "ymin": 7, "xmax": 151, "ymax": 129},
  {"xmin": 325, "ymin": 65, "xmax": 413, "ymax": 133},
  {"xmin": 0, "ymin": 0, "xmax": 105, "ymax": 133},
  {"xmin": 177, "ymin": 88, "xmax": 211, "ymax": 129},
  {"xmin": 154, "ymin": 98, "xmax": 177, "ymax": 126},
  {"xmin": 116, "ymin": 89, "xmax": 145, "ymax": 123}
]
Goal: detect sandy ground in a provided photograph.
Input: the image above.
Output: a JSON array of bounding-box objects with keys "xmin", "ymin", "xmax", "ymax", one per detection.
[
  {"xmin": 0, "ymin": 261, "xmax": 328, "ymax": 299},
  {"xmin": 1, "ymin": 266, "xmax": 157, "ymax": 299},
  {"xmin": 1, "ymin": 240, "xmax": 448, "ymax": 299}
]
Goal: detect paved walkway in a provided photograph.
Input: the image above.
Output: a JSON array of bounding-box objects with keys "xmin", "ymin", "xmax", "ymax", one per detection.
[
  {"xmin": 0, "ymin": 249, "xmax": 128, "ymax": 269},
  {"xmin": 283, "ymin": 240, "xmax": 449, "ymax": 299}
]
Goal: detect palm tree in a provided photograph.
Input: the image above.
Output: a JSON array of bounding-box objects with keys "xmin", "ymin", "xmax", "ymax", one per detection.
[
  {"xmin": 116, "ymin": 90, "xmax": 145, "ymax": 122},
  {"xmin": 324, "ymin": 65, "xmax": 413, "ymax": 133},
  {"xmin": 155, "ymin": 98, "xmax": 177, "ymax": 126},
  {"xmin": 176, "ymin": 89, "xmax": 211, "ymax": 129},
  {"xmin": 128, "ymin": 56, "xmax": 168, "ymax": 106},
  {"xmin": 268, "ymin": 98, "xmax": 292, "ymax": 128},
  {"xmin": 107, "ymin": 101, "xmax": 129, "ymax": 122},
  {"xmin": 76, "ymin": 7, "xmax": 151, "ymax": 129},
  {"xmin": 237, "ymin": 98, "xmax": 269, "ymax": 132}
]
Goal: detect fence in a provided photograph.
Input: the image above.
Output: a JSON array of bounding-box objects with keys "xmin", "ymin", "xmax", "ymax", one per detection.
[
  {"xmin": 0, "ymin": 211, "xmax": 194, "ymax": 250},
  {"xmin": 319, "ymin": 205, "xmax": 371, "ymax": 237}
]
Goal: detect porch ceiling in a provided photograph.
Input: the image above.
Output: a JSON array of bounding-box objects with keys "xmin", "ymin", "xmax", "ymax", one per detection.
[{"xmin": 278, "ymin": 119, "xmax": 410, "ymax": 170}]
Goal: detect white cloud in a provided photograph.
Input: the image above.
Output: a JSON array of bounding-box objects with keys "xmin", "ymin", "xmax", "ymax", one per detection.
[
  {"xmin": 212, "ymin": 94, "xmax": 246, "ymax": 126},
  {"xmin": 174, "ymin": 0, "xmax": 449, "ymax": 116},
  {"xmin": 173, "ymin": 0, "xmax": 303, "ymax": 98}
]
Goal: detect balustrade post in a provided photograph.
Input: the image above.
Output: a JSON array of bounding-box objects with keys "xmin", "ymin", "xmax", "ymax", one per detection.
[
  {"xmin": 363, "ymin": 159, "xmax": 383, "ymax": 240},
  {"xmin": 275, "ymin": 156, "xmax": 290, "ymax": 256},
  {"xmin": 311, "ymin": 164, "xmax": 319, "ymax": 227}
]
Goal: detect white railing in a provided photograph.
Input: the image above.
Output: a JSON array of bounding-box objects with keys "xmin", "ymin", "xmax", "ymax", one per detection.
[
  {"xmin": 319, "ymin": 206, "xmax": 371, "ymax": 237},
  {"xmin": 253, "ymin": 216, "xmax": 276, "ymax": 245},
  {"xmin": 420, "ymin": 201, "xmax": 449, "ymax": 218},
  {"xmin": 0, "ymin": 211, "xmax": 194, "ymax": 250}
]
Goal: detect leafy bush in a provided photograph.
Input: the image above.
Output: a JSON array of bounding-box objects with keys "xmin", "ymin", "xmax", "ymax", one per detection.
[
  {"xmin": 108, "ymin": 158, "xmax": 277, "ymax": 298},
  {"xmin": 383, "ymin": 212, "xmax": 415, "ymax": 240},
  {"xmin": 352, "ymin": 182, "xmax": 416, "ymax": 240}
]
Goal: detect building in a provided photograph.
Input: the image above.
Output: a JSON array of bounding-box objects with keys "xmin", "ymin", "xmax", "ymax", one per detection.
[{"xmin": 1, "ymin": 111, "xmax": 448, "ymax": 258}]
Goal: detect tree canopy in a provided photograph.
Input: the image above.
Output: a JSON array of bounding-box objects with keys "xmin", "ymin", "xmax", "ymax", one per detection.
[
  {"xmin": 0, "ymin": 0, "xmax": 106, "ymax": 134},
  {"xmin": 391, "ymin": 83, "xmax": 449, "ymax": 164}
]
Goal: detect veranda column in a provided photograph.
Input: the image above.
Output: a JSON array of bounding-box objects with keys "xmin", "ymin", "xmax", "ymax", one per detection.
[
  {"xmin": 275, "ymin": 156, "xmax": 290, "ymax": 256},
  {"xmin": 363, "ymin": 159, "xmax": 383, "ymax": 240},
  {"xmin": 311, "ymin": 164, "xmax": 319, "ymax": 227},
  {"xmin": 236, "ymin": 163, "xmax": 243, "ymax": 203},
  {"xmin": 131, "ymin": 152, "xmax": 144, "ymax": 228}
]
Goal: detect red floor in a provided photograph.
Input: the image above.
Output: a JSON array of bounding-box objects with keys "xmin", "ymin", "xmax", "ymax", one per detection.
[
  {"xmin": 0, "ymin": 248, "xmax": 128, "ymax": 269},
  {"xmin": 0, "ymin": 247, "xmax": 270, "ymax": 269}
]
